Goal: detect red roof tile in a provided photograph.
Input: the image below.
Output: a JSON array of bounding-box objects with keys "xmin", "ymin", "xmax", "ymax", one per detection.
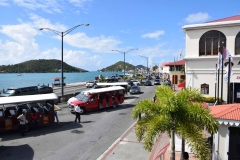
[
  {"xmin": 209, "ymin": 104, "xmax": 240, "ymax": 121},
  {"xmin": 161, "ymin": 62, "xmax": 170, "ymax": 67},
  {"xmin": 165, "ymin": 59, "xmax": 185, "ymax": 66},
  {"xmin": 206, "ymin": 15, "xmax": 240, "ymax": 23}
]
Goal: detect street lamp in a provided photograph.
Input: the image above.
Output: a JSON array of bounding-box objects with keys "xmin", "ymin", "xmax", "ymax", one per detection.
[
  {"xmin": 111, "ymin": 48, "xmax": 138, "ymax": 77},
  {"xmin": 138, "ymin": 55, "xmax": 148, "ymax": 76},
  {"xmin": 39, "ymin": 24, "xmax": 89, "ymax": 99}
]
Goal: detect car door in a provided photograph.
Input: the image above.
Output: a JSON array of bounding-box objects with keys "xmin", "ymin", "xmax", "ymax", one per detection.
[{"xmin": 85, "ymin": 95, "xmax": 99, "ymax": 110}]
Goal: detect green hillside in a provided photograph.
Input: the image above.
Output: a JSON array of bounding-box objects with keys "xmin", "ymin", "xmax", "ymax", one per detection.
[
  {"xmin": 100, "ymin": 61, "xmax": 146, "ymax": 72},
  {"xmin": 0, "ymin": 59, "xmax": 88, "ymax": 73}
]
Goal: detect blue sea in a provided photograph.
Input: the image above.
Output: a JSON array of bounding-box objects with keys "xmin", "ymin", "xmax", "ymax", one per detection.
[{"xmin": 0, "ymin": 71, "xmax": 124, "ymax": 90}]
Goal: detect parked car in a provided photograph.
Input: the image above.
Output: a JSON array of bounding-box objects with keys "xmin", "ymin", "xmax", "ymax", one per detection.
[
  {"xmin": 154, "ymin": 79, "xmax": 161, "ymax": 85},
  {"xmin": 131, "ymin": 80, "xmax": 140, "ymax": 86},
  {"xmin": 0, "ymin": 86, "xmax": 39, "ymax": 97},
  {"xmin": 129, "ymin": 86, "xmax": 141, "ymax": 94},
  {"xmin": 38, "ymin": 85, "xmax": 53, "ymax": 94},
  {"xmin": 144, "ymin": 80, "xmax": 152, "ymax": 86},
  {"xmin": 86, "ymin": 80, "xmax": 97, "ymax": 88}
]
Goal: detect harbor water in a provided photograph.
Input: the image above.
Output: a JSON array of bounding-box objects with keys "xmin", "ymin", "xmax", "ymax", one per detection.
[{"xmin": 0, "ymin": 71, "xmax": 124, "ymax": 90}]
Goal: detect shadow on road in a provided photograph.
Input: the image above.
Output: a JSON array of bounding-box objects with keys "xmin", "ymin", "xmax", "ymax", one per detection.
[
  {"xmin": 0, "ymin": 144, "xmax": 34, "ymax": 160},
  {"xmin": 0, "ymin": 121, "xmax": 85, "ymax": 141},
  {"xmin": 82, "ymin": 104, "xmax": 135, "ymax": 115}
]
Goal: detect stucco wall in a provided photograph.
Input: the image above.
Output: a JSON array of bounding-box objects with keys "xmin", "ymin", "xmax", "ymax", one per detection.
[
  {"xmin": 184, "ymin": 23, "xmax": 240, "ymax": 101},
  {"xmin": 218, "ymin": 125, "xmax": 227, "ymax": 160}
]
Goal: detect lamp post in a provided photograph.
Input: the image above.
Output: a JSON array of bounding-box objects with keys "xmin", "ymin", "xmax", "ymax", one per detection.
[
  {"xmin": 39, "ymin": 24, "xmax": 89, "ymax": 98},
  {"xmin": 138, "ymin": 55, "xmax": 148, "ymax": 76},
  {"xmin": 111, "ymin": 48, "xmax": 138, "ymax": 78}
]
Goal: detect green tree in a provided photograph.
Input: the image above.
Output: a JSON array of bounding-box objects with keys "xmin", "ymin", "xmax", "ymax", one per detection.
[
  {"xmin": 98, "ymin": 76, "xmax": 106, "ymax": 82},
  {"xmin": 132, "ymin": 85, "xmax": 218, "ymax": 160},
  {"xmin": 152, "ymin": 65, "xmax": 158, "ymax": 72}
]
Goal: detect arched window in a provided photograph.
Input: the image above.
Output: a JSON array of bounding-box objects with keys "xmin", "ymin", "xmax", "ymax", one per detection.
[
  {"xmin": 235, "ymin": 32, "xmax": 240, "ymax": 55},
  {"xmin": 199, "ymin": 30, "xmax": 226, "ymax": 56},
  {"xmin": 201, "ymin": 83, "xmax": 209, "ymax": 94}
]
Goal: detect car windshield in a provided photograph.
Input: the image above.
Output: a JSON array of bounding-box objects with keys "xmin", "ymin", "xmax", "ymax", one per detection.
[
  {"xmin": 75, "ymin": 92, "xmax": 84, "ymax": 99},
  {"xmin": 131, "ymin": 86, "xmax": 138, "ymax": 89},
  {"xmin": 88, "ymin": 81, "xmax": 94, "ymax": 83},
  {"xmin": 5, "ymin": 89, "xmax": 15, "ymax": 94},
  {"xmin": 77, "ymin": 94, "xmax": 88, "ymax": 102},
  {"xmin": 155, "ymin": 80, "xmax": 160, "ymax": 82}
]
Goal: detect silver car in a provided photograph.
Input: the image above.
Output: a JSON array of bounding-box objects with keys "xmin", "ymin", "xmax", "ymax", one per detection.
[{"xmin": 129, "ymin": 86, "xmax": 141, "ymax": 94}]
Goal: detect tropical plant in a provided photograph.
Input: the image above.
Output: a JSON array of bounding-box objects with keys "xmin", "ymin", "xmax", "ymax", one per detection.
[
  {"xmin": 179, "ymin": 78, "xmax": 184, "ymax": 83},
  {"xmin": 98, "ymin": 76, "xmax": 106, "ymax": 82},
  {"xmin": 132, "ymin": 85, "xmax": 218, "ymax": 160}
]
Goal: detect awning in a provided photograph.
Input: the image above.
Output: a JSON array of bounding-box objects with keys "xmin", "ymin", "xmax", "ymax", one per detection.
[{"xmin": 178, "ymin": 81, "xmax": 185, "ymax": 88}]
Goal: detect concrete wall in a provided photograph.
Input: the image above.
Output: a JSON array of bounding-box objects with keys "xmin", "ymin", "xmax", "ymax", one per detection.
[{"xmin": 184, "ymin": 23, "xmax": 240, "ymax": 101}]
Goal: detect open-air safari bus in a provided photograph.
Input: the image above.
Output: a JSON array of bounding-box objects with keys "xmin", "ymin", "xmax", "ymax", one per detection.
[
  {"xmin": 69, "ymin": 86, "xmax": 125, "ymax": 114},
  {"xmin": 0, "ymin": 93, "xmax": 58, "ymax": 132},
  {"xmin": 95, "ymin": 82, "xmax": 129, "ymax": 92}
]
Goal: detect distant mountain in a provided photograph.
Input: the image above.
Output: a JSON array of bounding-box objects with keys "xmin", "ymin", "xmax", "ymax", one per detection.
[
  {"xmin": 0, "ymin": 59, "xmax": 88, "ymax": 73},
  {"xmin": 99, "ymin": 61, "xmax": 146, "ymax": 72},
  {"xmin": 136, "ymin": 65, "xmax": 147, "ymax": 70}
]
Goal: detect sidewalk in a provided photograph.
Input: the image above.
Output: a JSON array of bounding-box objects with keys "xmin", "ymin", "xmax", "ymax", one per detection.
[
  {"xmin": 97, "ymin": 122, "xmax": 170, "ymax": 160},
  {"xmin": 97, "ymin": 86, "xmax": 194, "ymax": 160}
]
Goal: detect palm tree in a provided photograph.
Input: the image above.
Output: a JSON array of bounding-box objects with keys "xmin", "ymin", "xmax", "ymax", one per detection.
[{"xmin": 132, "ymin": 85, "xmax": 218, "ymax": 160}]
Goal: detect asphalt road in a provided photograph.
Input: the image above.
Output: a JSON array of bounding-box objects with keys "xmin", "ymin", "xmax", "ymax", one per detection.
[{"xmin": 0, "ymin": 83, "xmax": 157, "ymax": 160}]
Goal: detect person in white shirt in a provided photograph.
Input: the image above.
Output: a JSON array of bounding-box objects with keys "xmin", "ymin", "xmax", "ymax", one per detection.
[
  {"xmin": 75, "ymin": 105, "xmax": 81, "ymax": 123},
  {"xmin": 17, "ymin": 110, "xmax": 28, "ymax": 136}
]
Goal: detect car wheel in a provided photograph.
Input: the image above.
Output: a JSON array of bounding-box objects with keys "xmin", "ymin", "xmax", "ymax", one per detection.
[
  {"xmin": 112, "ymin": 103, "xmax": 117, "ymax": 109},
  {"xmin": 80, "ymin": 107, "xmax": 86, "ymax": 114}
]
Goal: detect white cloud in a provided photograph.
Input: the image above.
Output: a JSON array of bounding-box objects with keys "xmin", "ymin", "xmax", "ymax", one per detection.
[
  {"xmin": 134, "ymin": 43, "xmax": 182, "ymax": 66},
  {"xmin": 68, "ymin": 0, "xmax": 91, "ymax": 8},
  {"xmin": 0, "ymin": 0, "xmax": 9, "ymax": 6},
  {"xmin": 0, "ymin": 14, "xmax": 122, "ymax": 71},
  {"xmin": 64, "ymin": 33, "xmax": 122, "ymax": 53},
  {"xmin": 184, "ymin": 12, "xmax": 210, "ymax": 24},
  {"xmin": 13, "ymin": 0, "xmax": 62, "ymax": 13},
  {"xmin": 141, "ymin": 30, "xmax": 165, "ymax": 39},
  {"xmin": 11, "ymin": 0, "xmax": 91, "ymax": 13}
]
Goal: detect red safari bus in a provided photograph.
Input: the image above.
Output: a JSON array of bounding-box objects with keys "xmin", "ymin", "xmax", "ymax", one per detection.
[
  {"xmin": 69, "ymin": 86, "xmax": 125, "ymax": 114},
  {"xmin": 0, "ymin": 93, "xmax": 58, "ymax": 132}
]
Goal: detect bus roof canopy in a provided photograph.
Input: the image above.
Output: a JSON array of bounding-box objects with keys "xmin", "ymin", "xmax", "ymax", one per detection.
[
  {"xmin": 86, "ymin": 86, "xmax": 125, "ymax": 94},
  {"xmin": 96, "ymin": 82, "xmax": 128, "ymax": 86},
  {"xmin": 0, "ymin": 93, "xmax": 58, "ymax": 105}
]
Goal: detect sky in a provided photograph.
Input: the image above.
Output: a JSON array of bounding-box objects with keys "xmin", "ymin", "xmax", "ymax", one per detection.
[{"xmin": 0, "ymin": 0, "xmax": 240, "ymax": 71}]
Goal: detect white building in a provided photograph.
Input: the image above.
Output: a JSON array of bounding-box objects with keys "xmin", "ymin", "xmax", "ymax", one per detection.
[{"xmin": 182, "ymin": 15, "xmax": 240, "ymax": 103}]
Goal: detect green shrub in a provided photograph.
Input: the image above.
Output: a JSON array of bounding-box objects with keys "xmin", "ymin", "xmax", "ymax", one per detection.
[{"xmin": 203, "ymin": 97, "xmax": 224, "ymax": 103}]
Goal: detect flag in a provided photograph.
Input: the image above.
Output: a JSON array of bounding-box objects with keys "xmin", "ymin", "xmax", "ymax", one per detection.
[
  {"xmin": 224, "ymin": 46, "xmax": 231, "ymax": 60},
  {"xmin": 215, "ymin": 64, "xmax": 218, "ymax": 82},
  {"xmin": 224, "ymin": 55, "xmax": 233, "ymax": 82},
  {"xmin": 217, "ymin": 52, "xmax": 222, "ymax": 70}
]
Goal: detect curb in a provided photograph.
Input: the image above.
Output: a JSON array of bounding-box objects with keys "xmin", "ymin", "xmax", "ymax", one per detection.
[{"xmin": 97, "ymin": 121, "xmax": 137, "ymax": 160}]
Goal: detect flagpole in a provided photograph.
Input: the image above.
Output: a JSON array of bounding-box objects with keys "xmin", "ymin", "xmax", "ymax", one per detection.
[
  {"xmin": 217, "ymin": 67, "xmax": 220, "ymax": 105},
  {"xmin": 227, "ymin": 56, "xmax": 231, "ymax": 104},
  {"xmin": 215, "ymin": 63, "xmax": 217, "ymax": 103},
  {"xmin": 221, "ymin": 43, "xmax": 224, "ymax": 105}
]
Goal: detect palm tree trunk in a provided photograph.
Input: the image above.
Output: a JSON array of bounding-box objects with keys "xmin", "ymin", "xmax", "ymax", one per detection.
[
  {"xmin": 170, "ymin": 129, "xmax": 175, "ymax": 160},
  {"xmin": 180, "ymin": 139, "xmax": 185, "ymax": 160}
]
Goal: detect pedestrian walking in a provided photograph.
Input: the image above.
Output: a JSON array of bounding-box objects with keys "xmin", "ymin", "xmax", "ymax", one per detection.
[
  {"xmin": 17, "ymin": 110, "xmax": 28, "ymax": 136},
  {"xmin": 153, "ymin": 94, "xmax": 156, "ymax": 103},
  {"xmin": 54, "ymin": 104, "xmax": 60, "ymax": 123},
  {"xmin": 75, "ymin": 104, "xmax": 81, "ymax": 123},
  {"xmin": 54, "ymin": 110, "xmax": 59, "ymax": 123}
]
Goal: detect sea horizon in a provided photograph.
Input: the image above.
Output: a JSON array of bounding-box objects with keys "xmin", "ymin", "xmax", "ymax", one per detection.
[{"xmin": 0, "ymin": 71, "xmax": 124, "ymax": 90}]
